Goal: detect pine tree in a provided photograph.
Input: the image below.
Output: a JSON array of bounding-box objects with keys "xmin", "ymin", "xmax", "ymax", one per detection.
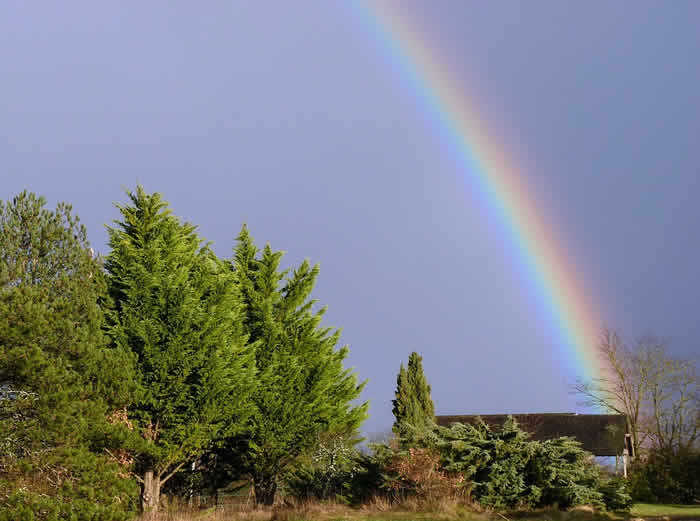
[
  {"xmin": 0, "ymin": 191, "xmax": 138, "ymax": 519},
  {"xmin": 105, "ymin": 187, "xmax": 255, "ymax": 512},
  {"xmin": 392, "ymin": 352, "xmax": 435, "ymax": 439},
  {"xmin": 224, "ymin": 225, "xmax": 367, "ymax": 505}
]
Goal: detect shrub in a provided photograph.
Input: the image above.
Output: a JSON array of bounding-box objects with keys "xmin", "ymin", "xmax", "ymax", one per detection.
[
  {"xmin": 343, "ymin": 451, "xmax": 386, "ymax": 505},
  {"xmin": 437, "ymin": 418, "xmax": 541, "ymax": 509},
  {"xmin": 284, "ymin": 431, "xmax": 363, "ymax": 503},
  {"xmin": 285, "ymin": 466, "xmax": 354, "ymax": 503},
  {"xmin": 381, "ymin": 447, "xmax": 465, "ymax": 503},
  {"xmin": 597, "ymin": 475, "xmax": 633, "ymax": 511},
  {"xmin": 629, "ymin": 449, "xmax": 700, "ymax": 504},
  {"xmin": 387, "ymin": 417, "xmax": 631, "ymax": 511},
  {"xmin": 525, "ymin": 438, "xmax": 605, "ymax": 509},
  {"xmin": 0, "ymin": 446, "xmax": 139, "ymax": 521}
]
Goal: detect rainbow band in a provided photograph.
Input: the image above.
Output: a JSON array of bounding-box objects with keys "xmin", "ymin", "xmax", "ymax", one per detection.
[{"xmin": 358, "ymin": 2, "xmax": 605, "ymax": 382}]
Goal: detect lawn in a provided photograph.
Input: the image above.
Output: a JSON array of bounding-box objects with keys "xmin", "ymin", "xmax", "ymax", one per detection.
[{"xmin": 628, "ymin": 503, "xmax": 700, "ymax": 519}]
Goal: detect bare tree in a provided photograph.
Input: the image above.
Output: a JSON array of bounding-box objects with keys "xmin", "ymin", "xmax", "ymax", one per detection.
[
  {"xmin": 571, "ymin": 329, "xmax": 698, "ymax": 458},
  {"xmin": 645, "ymin": 351, "xmax": 699, "ymax": 455}
]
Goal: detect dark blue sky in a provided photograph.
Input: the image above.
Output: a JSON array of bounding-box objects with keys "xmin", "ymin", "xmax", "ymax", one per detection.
[{"xmin": 2, "ymin": 2, "xmax": 699, "ymax": 437}]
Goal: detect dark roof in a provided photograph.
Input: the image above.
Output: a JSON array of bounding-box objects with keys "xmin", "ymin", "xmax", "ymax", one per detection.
[{"xmin": 435, "ymin": 413, "xmax": 628, "ymax": 456}]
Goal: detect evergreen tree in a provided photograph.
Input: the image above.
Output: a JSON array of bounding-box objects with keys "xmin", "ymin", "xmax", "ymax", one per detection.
[
  {"xmin": 0, "ymin": 191, "xmax": 138, "ymax": 519},
  {"xmin": 105, "ymin": 187, "xmax": 255, "ymax": 512},
  {"xmin": 392, "ymin": 352, "xmax": 435, "ymax": 438},
  {"xmin": 225, "ymin": 226, "xmax": 367, "ymax": 505}
]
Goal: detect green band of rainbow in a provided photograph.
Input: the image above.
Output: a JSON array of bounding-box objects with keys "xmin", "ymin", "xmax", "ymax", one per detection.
[{"xmin": 357, "ymin": 1, "xmax": 606, "ymax": 382}]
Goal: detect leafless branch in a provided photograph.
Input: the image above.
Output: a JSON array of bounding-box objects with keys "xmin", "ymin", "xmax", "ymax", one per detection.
[
  {"xmin": 160, "ymin": 460, "xmax": 188, "ymax": 486},
  {"xmin": 570, "ymin": 328, "xmax": 698, "ymax": 457}
]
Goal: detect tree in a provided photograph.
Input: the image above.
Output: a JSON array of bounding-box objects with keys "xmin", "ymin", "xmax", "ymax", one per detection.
[
  {"xmin": 0, "ymin": 191, "xmax": 138, "ymax": 519},
  {"xmin": 644, "ymin": 350, "xmax": 698, "ymax": 456},
  {"xmin": 392, "ymin": 352, "xmax": 435, "ymax": 439},
  {"xmin": 572, "ymin": 328, "xmax": 699, "ymax": 458},
  {"xmin": 105, "ymin": 187, "xmax": 255, "ymax": 512},
  {"xmin": 224, "ymin": 225, "xmax": 367, "ymax": 505}
]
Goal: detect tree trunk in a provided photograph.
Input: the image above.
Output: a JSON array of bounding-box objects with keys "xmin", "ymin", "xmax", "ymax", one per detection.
[
  {"xmin": 254, "ymin": 475, "xmax": 278, "ymax": 506},
  {"xmin": 141, "ymin": 469, "xmax": 161, "ymax": 514}
]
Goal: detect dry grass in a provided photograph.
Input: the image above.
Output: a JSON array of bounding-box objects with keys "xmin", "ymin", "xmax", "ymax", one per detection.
[
  {"xmin": 136, "ymin": 500, "xmax": 612, "ymax": 521},
  {"xmin": 138, "ymin": 500, "xmax": 700, "ymax": 521},
  {"xmin": 136, "ymin": 497, "xmax": 489, "ymax": 521},
  {"xmin": 135, "ymin": 507, "xmax": 614, "ymax": 521}
]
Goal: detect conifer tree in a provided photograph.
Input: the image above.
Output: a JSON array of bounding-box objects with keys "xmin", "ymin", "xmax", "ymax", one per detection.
[
  {"xmin": 0, "ymin": 192, "xmax": 138, "ymax": 519},
  {"xmin": 105, "ymin": 187, "xmax": 255, "ymax": 512},
  {"xmin": 392, "ymin": 352, "xmax": 435, "ymax": 438},
  {"xmin": 224, "ymin": 226, "xmax": 367, "ymax": 505}
]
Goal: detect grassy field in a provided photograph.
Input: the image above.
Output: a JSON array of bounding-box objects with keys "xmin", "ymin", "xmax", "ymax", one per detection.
[
  {"xmin": 628, "ymin": 503, "xmax": 700, "ymax": 518},
  {"xmin": 138, "ymin": 502, "xmax": 700, "ymax": 521}
]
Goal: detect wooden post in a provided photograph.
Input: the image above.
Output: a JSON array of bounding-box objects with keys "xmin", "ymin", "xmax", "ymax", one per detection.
[{"xmin": 188, "ymin": 460, "xmax": 196, "ymax": 506}]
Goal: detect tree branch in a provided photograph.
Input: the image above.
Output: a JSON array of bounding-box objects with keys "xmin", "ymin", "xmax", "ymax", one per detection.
[{"xmin": 160, "ymin": 460, "xmax": 188, "ymax": 486}]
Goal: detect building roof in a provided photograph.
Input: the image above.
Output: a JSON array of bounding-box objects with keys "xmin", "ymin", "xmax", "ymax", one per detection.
[{"xmin": 435, "ymin": 413, "xmax": 628, "ymax": 456}]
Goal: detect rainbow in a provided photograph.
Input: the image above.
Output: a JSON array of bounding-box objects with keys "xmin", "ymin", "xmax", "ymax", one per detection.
[{"xmin": 356, "ymin": 2, "xmax": 607, "ymax": 382}]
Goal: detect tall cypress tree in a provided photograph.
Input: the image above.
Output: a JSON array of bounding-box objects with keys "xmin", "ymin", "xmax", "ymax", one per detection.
[
  {"xmin": 392, "ymin": 351, "xmax": 435, "ymax": 439},
  {"xmin": 0, "ymin": 192, "xmax": 138, "ymax": 519},
  {"xmin": 225, "ymin": 225, "xmax": 367, "ymax": 505},
  {"xmin": 105, "ymin": 187, "xmax": 255, "ymax": 512}
]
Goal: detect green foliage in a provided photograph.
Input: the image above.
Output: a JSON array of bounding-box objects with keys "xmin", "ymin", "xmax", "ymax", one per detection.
[
  {"xmin": 285, "ymin": 464, "xmax": 356, "ymax": 504},
  {"xmin": 629, "ymin": 449, "xmax": 700, "ymax": 504},
  {"xmin": 0, "ymin": 191, "xmax": 138, "ymax": 520},
  {"xmin": 437, "ymin": 418, "xmax": 537, "ymax": 509},
  {"xmin": 222, "ymin": 225, "xmax": 368, "ymax": 505},
  {"xmin": 284, "ymin": 430, "xmax": 362, "ymax": 502},
  {"xmin": 0, "ymin": 447, "xmax": 139, "ymax": 521},
  {"xmin": 347, "ymin": 451, "xmax": 390, "ymax": 504},
  {"xmin": 529, "ymin": 439, "xmax": 629, "ymax": 511},
  {"xmin": 596, "ymin": 475, "xmax": 633, "ymax": 512},
  {"xmin": 105, "ymin": 187, "xmax": 255, "ymax": 506},
  {"xmin": 287, "ymin": 446, "xmax": 389, "ymax": 506},
  {"xmin": 437, "ymin": 419, "xmax": 631, "ymax": 510},
  {"xmin": 392, "ymin": 352, "xmax": 435, "ymax": 441},
  {"xmin": 376, "ymin": 417, "xmax": 631, "ymax": 511}
]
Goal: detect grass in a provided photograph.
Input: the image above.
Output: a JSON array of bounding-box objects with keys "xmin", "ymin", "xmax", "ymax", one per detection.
[
  {"xmin": 629, "ymin": 503, "xmax": 700, "ymax": 518},
  {"xmin": 139, "ymin": 502, "xmax": 700, "ymax": 521},
  {"xmin": 139, "ymin": 504, "xmax": 605, "ymax": 521}
]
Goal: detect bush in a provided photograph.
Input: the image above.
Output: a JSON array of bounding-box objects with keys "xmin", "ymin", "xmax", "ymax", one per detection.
[
  {"xmin": 284, "ymin": 431, "xmax": 363, "ymax": 503},
  {"xmin": 527, "ymin": 438, "xmax": 631, "ymax": 510},
  {"xmin": 437, "ymin": 418, "xmax": 538, "ymax": 509},
  {"xmin": 629, "ymin": 449, "xmax": 700, "ymax": 504},
  {"xmin": 379, "ymin": 417, "xmax": 631, "ymax": 511},
  {"xmin": 381, "ymin": 447, "xmax": 465, "ymax": 503},
  {"xmin": 285, "ymin": 466, "xmax": 354, "ymax": 503},
  {"xmin": 342, "ymin": 451, "xmax": 386, "ymax": 505},
  {"xmin": 598, "ymin": 475, "xmax": 633, "ymax": 511},
  {"xmin": 0, "ymin": 446, "xmax": 139, "ymax": 521}
]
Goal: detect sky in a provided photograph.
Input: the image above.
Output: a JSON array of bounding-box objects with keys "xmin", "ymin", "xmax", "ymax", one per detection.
[{"xmin": 2, "ymin": 1, "xmax": 699, "ymax": 437}]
